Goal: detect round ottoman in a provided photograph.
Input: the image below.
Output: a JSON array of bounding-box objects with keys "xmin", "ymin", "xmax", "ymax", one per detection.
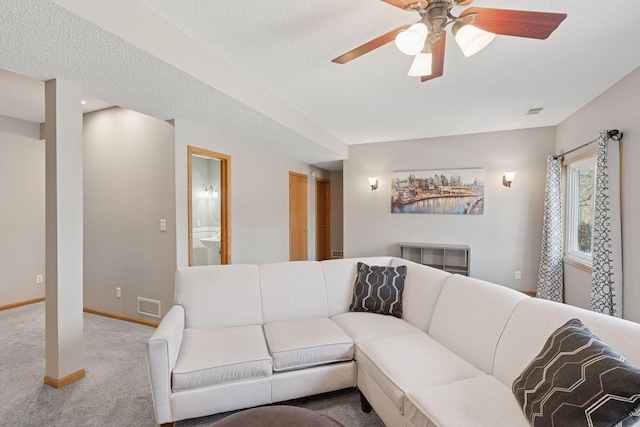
[{"xmin": 209, "ymin": 406, "xmax": 344, "ymax": 427}]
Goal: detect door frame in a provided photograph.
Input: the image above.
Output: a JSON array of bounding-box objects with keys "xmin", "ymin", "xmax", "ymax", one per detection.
[{"xmin": 187, "ymin": 145, "xmax": 231, "ymax": 265}]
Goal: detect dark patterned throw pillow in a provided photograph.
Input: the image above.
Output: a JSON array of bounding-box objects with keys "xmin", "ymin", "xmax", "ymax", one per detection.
[
  {"xmin": 348, "ymin": 262, "xmax": 407, "ymax": 318},
  {"xmin": 513, "ymin": 318, "xmax": 640, "ymax": 427}
]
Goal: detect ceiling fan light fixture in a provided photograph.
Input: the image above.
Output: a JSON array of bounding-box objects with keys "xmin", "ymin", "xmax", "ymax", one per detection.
[
  {"xmin": 408, "ymin": 52, "xmax": 433, "ymax": 77},
  {"xmin": 452, "ymin": 21, "xmax": 495, "ymax": 57},
  {"xmin": 395, "ymin": 22, "xmax": 428, "ymax": 55}
]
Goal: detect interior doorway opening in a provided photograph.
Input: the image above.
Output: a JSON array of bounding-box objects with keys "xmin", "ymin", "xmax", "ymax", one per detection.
[{"xmin": 188, "ymin": 146, "xmax": 231, "ymax": 265}]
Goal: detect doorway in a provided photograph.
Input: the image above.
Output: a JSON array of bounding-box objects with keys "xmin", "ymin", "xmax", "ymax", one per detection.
[
  {"xmin": 289, "ymin": 172, "xmax": 308, "ymax": 261},
  {"xmin": 188, "ymin": 146, "xmax": 231, "ymax": 266},
  {"xmin": 316, "ymin": 178, "xmax": 330, "ymax": 261}
]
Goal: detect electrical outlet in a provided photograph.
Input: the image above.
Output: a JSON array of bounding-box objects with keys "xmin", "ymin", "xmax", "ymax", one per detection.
[
  {"xmin": 160, "ymin": 219, "xmax": 167, "ymax": 232},
  {"xmin": 116, "ymin": 287, "xmax": 121, "ymax": 299},
  {"xmin": 36, "ymin": 274, "xmax": 44, "ymax": 284},
  {"xmin": 515, "ymin": 271, "xmax": 522, "ymax": 280}
]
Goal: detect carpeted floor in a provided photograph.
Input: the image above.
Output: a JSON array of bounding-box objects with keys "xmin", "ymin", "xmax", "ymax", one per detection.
[{"xmin": 0, "ymin": 302, "xmax": 384, "ymax": 427}]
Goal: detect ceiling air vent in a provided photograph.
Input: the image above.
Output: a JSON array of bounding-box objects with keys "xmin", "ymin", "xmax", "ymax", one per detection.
[{"xmin": 526, "ymin": 107, "xmax": 544, "ymax": 115}]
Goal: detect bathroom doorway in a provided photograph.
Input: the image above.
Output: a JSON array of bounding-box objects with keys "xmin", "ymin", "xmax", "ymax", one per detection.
[{"xmin": 187, "ymin": 146, "xmax": 230, "ymax": 266}]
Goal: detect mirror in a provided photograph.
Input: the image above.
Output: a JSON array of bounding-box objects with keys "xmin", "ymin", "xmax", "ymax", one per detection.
[{"xmin": 188, "ymin": 146, "xmax": 230, "ymax": 266}]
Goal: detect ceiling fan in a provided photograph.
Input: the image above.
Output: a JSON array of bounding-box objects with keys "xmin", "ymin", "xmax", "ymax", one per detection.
[{"xmin": 332, "ymin": 0, "xmax": 566, "ymax": 82}]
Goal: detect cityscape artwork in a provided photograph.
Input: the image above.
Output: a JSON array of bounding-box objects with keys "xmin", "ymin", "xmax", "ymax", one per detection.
[{"xmin": 391, "ymin": 168, "xmax": 485, "ymax": 215}]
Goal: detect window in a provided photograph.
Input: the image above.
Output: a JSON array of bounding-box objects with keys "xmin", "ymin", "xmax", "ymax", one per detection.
[{"xmin": 565, "ymin": 154, "xmax": 597, "ymax": 268}]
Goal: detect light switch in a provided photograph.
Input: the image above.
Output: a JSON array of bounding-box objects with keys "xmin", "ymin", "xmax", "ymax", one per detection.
[{"xmin": 160, "ymin": 219, "xmax": 167, "ymax": 232}]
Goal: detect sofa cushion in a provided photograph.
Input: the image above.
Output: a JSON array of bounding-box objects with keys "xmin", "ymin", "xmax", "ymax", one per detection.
[
  {"xmin": 174, "ymin": 265, "xmax": 262, "ymax": 329},
  {"xmin": 428, "ymin": 274, "xmax": 527, "ymax": 374},
  {"xmin": 512, "ymin": 318, "xmax": 640, "ymax": 427},
  {"xmin": 263, "ymin": 317, "xmax": 353, "ymax": 372},
  {"xmin": 357, "ymin": 332, "xmax": 484, "ymax": 414},
  {"xmin": 390, "ymin": 258, "xmax": 450, "ymax": 332},
  {"xmin": 331, "ymin": 312, "xmax": 420, "ymax": 345},
  {"xmin": 172, "ymin": 326, "xmax": 272, "ymax": 391},
  {"xmin": 349, "ymin": 262, "xmax": 407, "ymax": 318},
  {"xmin": 405, "ymin": 375, "xmax": 530, "ymax": 427},
  {"xmin": 259, "ymin": 261, "xmax": 328, "ymax": 323},
  {"xmin": 493, "ymin": 298, "xmax": 640, "ymax": 389}
]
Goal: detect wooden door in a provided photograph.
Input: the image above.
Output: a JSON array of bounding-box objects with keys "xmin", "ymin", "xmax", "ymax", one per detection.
[
  {"xmin": 289, "ymin": 172, "xmax": 308, "ymax": 261},
  {"xmin": 316, "ymin": 178, "xmax": 330, "ymax": 261}
]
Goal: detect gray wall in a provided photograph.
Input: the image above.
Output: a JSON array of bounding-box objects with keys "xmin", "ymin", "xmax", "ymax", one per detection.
[
  {"xmin": 329, "ymin": 170, "xmax": 344, "ymax": 257},
  {"xmin": 83, "ymin": 107, "xmax": 176, "ymax": 319},
  {"xmin": 556, "ymin": 65, "xmax": 640, "ymax": 322},
  {"xmin": 0, "ymin": 116, "xmax": 45, "ymax": 305},
  {"xmin": 343, "ymin": 127, "xmax": 556, "ymax": 292},
  {"xmin": 174, "ymin": 120, "xmax": 330, "ymax": 266}
]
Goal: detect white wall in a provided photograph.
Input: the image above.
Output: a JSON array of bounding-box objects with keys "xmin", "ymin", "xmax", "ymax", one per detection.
[
  {"xmin": 329, "ymin": 170, "xmax": 344, "ymax": 256},
  {"xmin": 174, "ymin": 120, "xmax": 329, "ymax": 266},
  {"xmin": 0, "ymin": 116, "xmax": 45, "ymax": 306},
  {"xmin": 344, "ymin": 127, "xmax": 556, "ymax": 292},
  {"xmin": 556, "ymin": 65, "xmax": 640, "ymax": 322},
  {"xmin": 83, "ymin": 107, "xmax": 176, "ymax": 319}
]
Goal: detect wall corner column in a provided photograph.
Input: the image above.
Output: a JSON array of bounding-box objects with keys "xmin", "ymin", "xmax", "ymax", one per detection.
[{"xmin": 44, "ymin": 79, "xmax": 85, "ymax": 388}]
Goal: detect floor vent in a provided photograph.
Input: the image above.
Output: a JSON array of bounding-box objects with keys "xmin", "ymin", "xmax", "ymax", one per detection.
[
  {"xmin": 137, "ymin": 297, "xmax": 161, "ymax": 318},
  {"xmin": 331, "ymin": 250, "xmax": 344, "ymax": 259}
]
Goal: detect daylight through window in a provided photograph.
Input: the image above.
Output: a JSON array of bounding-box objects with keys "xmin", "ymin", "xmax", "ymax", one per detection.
[{"xmin": 565, "ymin": 154, "xmax": 597, "ymax": 267}]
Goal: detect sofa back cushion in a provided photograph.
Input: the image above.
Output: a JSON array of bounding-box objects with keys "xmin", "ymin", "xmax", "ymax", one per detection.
[
  {"xmin": 390, "ymin": 258, "xmax": 450, "ymax": 332},
  {"xmin": 321, "ymin": 257, "xmax": 394, "ymax": 317},
  {"xmin": 428, "ymin": 275, "xmax": 527, "ymax": 374},
  {"xmin": 175, "ymin": 265, "xmax": 262, "ymax": 328},
  {"xmin": 493, "ymin": 297, "xmax": 640, "ymax": 388},
  {"xmin": 260, "ymin": 261, "xmax": 328, "ymax": 323}
]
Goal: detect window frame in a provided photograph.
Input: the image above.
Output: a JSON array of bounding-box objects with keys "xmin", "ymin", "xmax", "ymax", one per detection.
[{"xmin": 563, "ymin": 151, "xmax": 597, "ymax": 271}]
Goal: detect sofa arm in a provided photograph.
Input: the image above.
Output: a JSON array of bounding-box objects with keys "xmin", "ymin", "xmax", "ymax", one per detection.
[{"xmin": 146, "ymin": 304, "xmax": 185, "ymax": 425}]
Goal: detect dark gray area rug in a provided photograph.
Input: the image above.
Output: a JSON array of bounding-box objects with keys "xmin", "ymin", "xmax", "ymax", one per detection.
[{"xmin": 0, "ymin": 302, "xmax": 384, "ymax": 427}]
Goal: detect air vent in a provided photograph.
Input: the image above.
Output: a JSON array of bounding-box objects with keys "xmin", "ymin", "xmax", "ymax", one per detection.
[
  {"xmin": 526, "ymin": 107, "xmax": 544, "ymax": 115},
  {"xmin": 331, "ymin": 250, "xmax": 344, "ymax": 259},
  {"xmin": 137, "ymin": 297, "xmax": 161, "ymax": 318}
]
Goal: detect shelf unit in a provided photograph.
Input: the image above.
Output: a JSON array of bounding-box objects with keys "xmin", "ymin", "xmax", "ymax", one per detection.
[{"xmin": 398, "ymin": 242, "xmax": 470, "ymax": 276}]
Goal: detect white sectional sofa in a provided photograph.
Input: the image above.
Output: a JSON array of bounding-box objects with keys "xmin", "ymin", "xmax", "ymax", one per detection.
[{"xmin": 146, "ymin": 257, "xmax": 640, "ymax": 426}]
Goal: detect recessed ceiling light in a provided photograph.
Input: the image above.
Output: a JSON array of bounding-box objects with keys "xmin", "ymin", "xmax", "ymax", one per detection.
[
  {"xmin": 526, "ymin": 107, "xmax": 543, "ymax": 115},
  {"xmin": 81, "ymin": 100, "xmax": 86, "ymax": 105}
]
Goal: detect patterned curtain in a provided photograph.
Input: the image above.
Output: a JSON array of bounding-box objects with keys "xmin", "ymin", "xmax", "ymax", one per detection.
[
  {"xmin": 590, "ymin": 130, "xmax": 623, "ymax": 317},
  {"xmin": 537, "ymin": 156, "xmax": 564, "ymax": 302}
]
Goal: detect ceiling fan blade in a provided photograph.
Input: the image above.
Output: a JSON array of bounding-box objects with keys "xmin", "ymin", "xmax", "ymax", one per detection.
[
  {"xmin": 461, "ymin": 7, "xmax": 567, "ymax": 40},
  {"xmin": 421, "ymin": 31, "xmax": 446, "ymax": 82},
  {"xmin": 332, "ymin": 25, "xmax": 410, "ymax": 64},
  {"xmin": 380, "ymin": 0, "xmax": 427, "ymax": 10}
]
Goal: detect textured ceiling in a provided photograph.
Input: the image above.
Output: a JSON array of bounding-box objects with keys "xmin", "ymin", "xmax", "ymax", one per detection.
[{"xmin": 1, "ymin": 0, "xmax": 640, "ymax": 168}]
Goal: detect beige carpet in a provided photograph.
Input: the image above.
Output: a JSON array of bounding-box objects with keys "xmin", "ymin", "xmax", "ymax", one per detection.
[{"xmin": 0, "ymin": 302, "xmax": 384, "ymax": 427}]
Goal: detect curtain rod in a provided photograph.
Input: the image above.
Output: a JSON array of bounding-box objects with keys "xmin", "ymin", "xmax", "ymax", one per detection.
[{"xmin": 553, "ymin": 129, "xmax": 622, "ymax": 159}]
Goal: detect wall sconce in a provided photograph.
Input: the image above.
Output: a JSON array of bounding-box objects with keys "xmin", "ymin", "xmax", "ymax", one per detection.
[
  {"xmin": 368, "ymin": 177, "xmax": 379, "ymax": 191},
  {"xmin": 502, "ymin": 172, "xmax": 517, "ymax": 188},
  {"xmin": 205, "ymin": 185, "xmax": 219, "ymax": 198}
]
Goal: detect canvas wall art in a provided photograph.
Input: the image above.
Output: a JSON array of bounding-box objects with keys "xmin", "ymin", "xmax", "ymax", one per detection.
[{"xmin": 391, "ymin": 168, "xmax": 484, "ymax": 214}]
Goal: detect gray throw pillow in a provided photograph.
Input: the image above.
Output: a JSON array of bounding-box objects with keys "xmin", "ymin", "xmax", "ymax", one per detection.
[
  {"xmin": 349, "ymin": 262, "xmax": 407, "ymax": 318},
  {"xmin": 512, "ymin": 318, "xmax": 640, "ymax": 427}
]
